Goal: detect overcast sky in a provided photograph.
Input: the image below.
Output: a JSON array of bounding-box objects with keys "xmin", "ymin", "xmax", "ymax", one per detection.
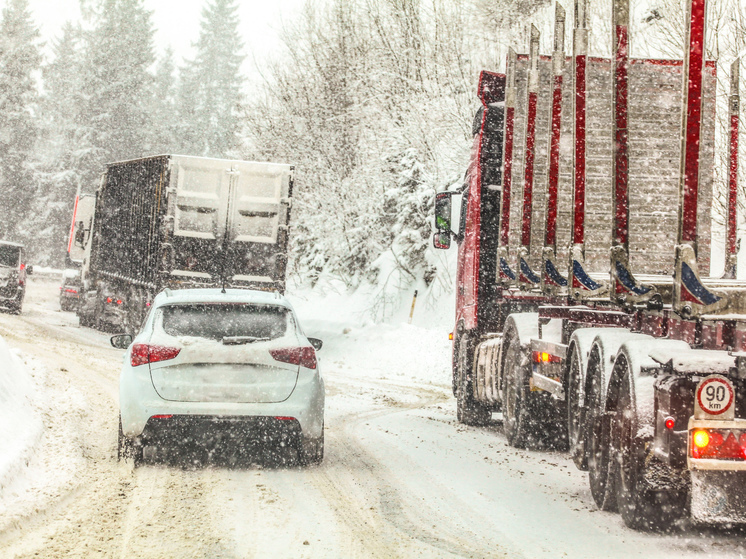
[{"xmin": 27, "ymin": 0, "xmax": 304, "ymax": 77}]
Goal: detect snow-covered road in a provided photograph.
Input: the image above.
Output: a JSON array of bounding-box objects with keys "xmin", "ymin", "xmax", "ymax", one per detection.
[{"xmin": 1, "ymin": 277, "xmax": 745, "ymax": 558}]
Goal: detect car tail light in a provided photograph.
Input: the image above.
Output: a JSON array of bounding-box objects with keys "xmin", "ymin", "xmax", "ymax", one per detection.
[
  {"xmin": 269, "ymin": 347, "xmax": 317, "ymax": 369},
  {"xmin": 130, "ymin": 343, "xmax": 181, "ymax": 367},
  {"xmin": 691, "ymin": 429, "xmax": 746, "ymax": 460}
]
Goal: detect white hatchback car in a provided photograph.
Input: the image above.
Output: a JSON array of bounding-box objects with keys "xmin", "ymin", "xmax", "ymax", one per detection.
[{"xmin": 112, "ymin": 288, "xmax": 325, "ymax": 465}]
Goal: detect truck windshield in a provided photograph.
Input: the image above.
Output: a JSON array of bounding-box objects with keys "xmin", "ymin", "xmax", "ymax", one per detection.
[
  {"xmin": 160, "ymin": 304, "xmax": 290, "ymax": 341},
  {"xmin": 0, "ymin": 245, "xmax": 20, "ymax": 268}
]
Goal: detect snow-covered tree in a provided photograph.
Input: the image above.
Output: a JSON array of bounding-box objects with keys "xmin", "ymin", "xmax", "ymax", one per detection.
[
  {"xmin": 76, "ymin": 0, "xmax": 155, "ymax": 184},
  {"xmin": 31, "ymin": 21, "xmax": 86, "ymax": 265},
  {"xmin": 0, "ymin": 0, "xmax": 42, "ymax": 240},
  {"xmin": 149, "ymin": 47, "xmax": 179, "ymax": 155},
  {"xmin": 177, "ymin": 0, "xmax": 245, "ymax": 158}
]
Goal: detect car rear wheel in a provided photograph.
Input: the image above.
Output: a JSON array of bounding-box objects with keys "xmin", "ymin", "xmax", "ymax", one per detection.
[
  {"xmin": 298, "ymin": 428, "xmax": 324, "ymax": 466},
  {"xmin": 118, "ymin": 416, "xmax": 143, "ymax": 465}
]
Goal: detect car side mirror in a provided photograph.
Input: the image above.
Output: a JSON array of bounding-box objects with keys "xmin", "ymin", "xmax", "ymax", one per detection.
[
  {"xmin": 308, "ymin": 337, "xmax": 323, "ymax": 351},
  {"xmin": 25, "ymin": 265, "xmax": 33, "ymax": 276},
  {"xmin": 110, "ymin": 334, "xmax": 133, "ymax": 349},
  {"xmin": 433, "ymin": 192, "xmax": 453, "ymax": 250}
]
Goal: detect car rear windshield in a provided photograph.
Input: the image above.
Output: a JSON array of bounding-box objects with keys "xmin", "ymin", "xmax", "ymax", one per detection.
[
  {"xmin": 0, "ymin": 245, "xmax": 20, "ymax": 268},
  {"xmin": 160, "ymin": 304, "xmax": 290, "ymax": 341}
]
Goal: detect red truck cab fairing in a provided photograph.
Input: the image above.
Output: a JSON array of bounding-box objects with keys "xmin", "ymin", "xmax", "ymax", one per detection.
[{"xmin": 453, "ymin": 71, "xmax": 506, "ymax": 335}]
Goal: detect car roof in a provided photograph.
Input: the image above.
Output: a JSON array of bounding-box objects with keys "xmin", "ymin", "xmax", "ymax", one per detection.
[
  {"xmin": 0, "ymin": 241, "xmax": 23, "ymax": 248},
  {"xmin": 152, "ymin": 288, "xmax": 291, "ymax": 309}
]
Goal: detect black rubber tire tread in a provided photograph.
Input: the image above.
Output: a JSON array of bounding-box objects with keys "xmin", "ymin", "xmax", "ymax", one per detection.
[
  {"xmin": 298, "ymin": 429, "xmax": 324, "ymax": 466},
  {"xmin": 612, "ymin": 363, "xmax": 683, "ymax": 531},
  {"xmin": 501, "ymin": 331, "xmax": 533, "ymax": 448},
  {"xmin": 567, "ymin": 345, "xmax": 588, "ymax": 470},
  {"xmin": 118, "ymin": 415, "xmax": 143, "ymax": 465},
  {"xmin": 586, "ymin": 349, "xmax": 616, "ymax": 511},
  {"xmin": 455, "ymin": 333, "xmax": 491, "ymax": 426}
]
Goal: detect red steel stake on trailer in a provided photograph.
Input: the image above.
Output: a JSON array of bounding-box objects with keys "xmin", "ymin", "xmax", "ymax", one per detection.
[
  {"xmin": 725, "ymin": 59, "xmax": 740, "ymax": 279},
  {"xmin": 497, "ymin": 49, "xmax": 518, "ymax": 285},
  {"xmin": 545, "ymin": 3, "xmax": 565, "ymax": 250},
  {"xmin": 610, "ymin": 0, "xmax": 654, "ymax": 305},
  {"xmin": 569, "ymin": 0, "xmax": 605, "ymax": 297},
  {"xmin": 571, "ymin": 0, "xmax": 587, "ymax": 249},
  {"xmin": 542, "ymin": 2, "xmax": 569, "ymax": 294},
  {"xmin": 519, "ymin": 26, "xmax": 542, "ymax": 287},
  {"xmin": 522, "ymin": 25, "xmax": 540, "ymax": 250},
  {"xmin": 612, "ymin": 0, "xmax": 630, "ymax": 250},
  {"xmin": 500, "ymin": 49, "xmax": 517, "ymax": 250},
  {"xmin": 673, "ymin": 0, "xmax": 723, "ymax": 317}
]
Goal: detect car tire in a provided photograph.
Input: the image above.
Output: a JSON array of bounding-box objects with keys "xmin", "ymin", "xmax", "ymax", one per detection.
[
  {"xmin": 298, "ymin": 429, "xmax": 324, "ymax": 466},
  {"xmin": 118, "ymin": 416, "xmax": 143, "ymax": 466}
]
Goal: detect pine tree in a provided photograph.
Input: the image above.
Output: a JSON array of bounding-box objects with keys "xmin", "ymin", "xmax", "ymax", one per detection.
[
  {"xmin": 0, "ymin": 0, "xmax": 42, "ymax": 240},
  {"xmin": 31, "ymin": 21, "xmax": 86, "ymax": 265},
  {"xmin": 177, "ymin": 0, "xmax": 245, "ymax": 157},
  {"xmin": 150, "ymin": 47, "xmax": 178, "ymax": 155},
  {"xmin": 77, "ymin": 0, "xmax": 155, "ymax": 184}
]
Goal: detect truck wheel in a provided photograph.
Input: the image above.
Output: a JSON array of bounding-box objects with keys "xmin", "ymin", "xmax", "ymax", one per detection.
[
  {"xmin": 586, "ymin": 350, "xmax": 617, "ymax": 511},
  {"xmin": 455, "ymin": 334, "xmax": 491, "ymax": 426},
  {"xmin": 501, "ymin": 331, "xmax": 534, "ymax": 448},
  {"xmin": 567, "ymin": 346, "xmax": 587, "ymax": 470},
  {"xmin": 611, "ymin": 359, "xmax": 682, "ymax": 531}
]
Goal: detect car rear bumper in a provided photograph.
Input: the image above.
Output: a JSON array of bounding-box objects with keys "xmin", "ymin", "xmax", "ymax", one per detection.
[
  {"xmin": 0, "ymin": 285, "xmax": 23, "ymax": 304},
  {"xmin": 140, "ymin": 415, "xmax": 303, "ymax": 447},
  {"xmin": 120, "ymin": 365, "xmax": 325, "ymax": 441}
]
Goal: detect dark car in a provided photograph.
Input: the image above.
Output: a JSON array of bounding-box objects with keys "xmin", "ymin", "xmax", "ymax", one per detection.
[
  {"xmin": 59, "ymin": 268, "xmax": 82, "ymax": 312},
  {"xmin": 0, "ymin": 242, "xmax": 32, "ymax": 314}
]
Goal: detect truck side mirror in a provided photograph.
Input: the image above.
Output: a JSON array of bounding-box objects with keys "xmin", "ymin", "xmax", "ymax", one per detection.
[
  {"xmin": 433, "ymin": 192, "xmax": 453, "ymax": 250},
  {"xmin": 26, "ymin": 265, "xmax": 33, "ymax": 276},
  {"xmin": 74, "ymin": 222, "xmax": 86, "ymax": 248}
]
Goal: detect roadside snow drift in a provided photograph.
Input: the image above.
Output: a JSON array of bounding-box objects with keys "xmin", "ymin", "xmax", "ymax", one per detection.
[{"xmin": 0, "ymin": 336, "xmax": 42, "ymax": 490}]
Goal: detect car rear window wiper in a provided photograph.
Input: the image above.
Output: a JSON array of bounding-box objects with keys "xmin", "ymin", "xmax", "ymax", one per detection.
[{"xmin": 222, "ymin": 336, "xmax": 271, "ymax": 345}]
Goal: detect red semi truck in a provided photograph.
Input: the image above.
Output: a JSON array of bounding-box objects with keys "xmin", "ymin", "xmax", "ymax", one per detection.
[{"xmin": 434, "ymin": 0, "xmax": 746, "ymax": 530}]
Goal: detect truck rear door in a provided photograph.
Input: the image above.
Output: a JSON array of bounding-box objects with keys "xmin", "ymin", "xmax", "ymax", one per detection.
[{"xmin": 170, "ymin": 157, "xmax": 293, "ymax": 290}]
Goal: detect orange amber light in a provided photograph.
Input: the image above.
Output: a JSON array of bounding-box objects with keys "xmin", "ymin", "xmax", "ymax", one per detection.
[{"xmin": 693, "ymin": 430, "xmax": 710, "ymax": 449}]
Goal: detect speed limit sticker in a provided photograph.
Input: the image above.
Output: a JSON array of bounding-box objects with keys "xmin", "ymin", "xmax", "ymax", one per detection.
[{"xmin": 695, "ymin": 375, "xmax": 735, "ymax": 419}]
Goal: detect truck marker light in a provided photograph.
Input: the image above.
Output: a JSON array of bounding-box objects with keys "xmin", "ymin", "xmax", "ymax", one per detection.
[
  {"xmin": 664, "ymin": 417, "xmax": 675, "ymax": 430},
  {"xmin": 116, "ymin": 299, "xmax": 123, "ymax": 305},
  {"xmin": 275, "ymin": 416, "xmax": 296, "ymax": 421},
  {"xmin": 532, "ymin": 351, "xmax": 561, "ymax": 364},
  {"xmin": 106, "ymin": 297, "xmax": 112, "ymax": 303},
  {"xmin": 151, "ymin": 414, "xmax": 173, "ymax": 419},
  {"xmin": 449, "ymin": 333, "xmax": 453, "ymax": 341}
]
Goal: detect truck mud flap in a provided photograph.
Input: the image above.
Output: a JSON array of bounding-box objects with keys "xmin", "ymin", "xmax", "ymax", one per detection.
[{"xmin": 690, "ymin": 470, "xmax": 746, "ymax": 524}]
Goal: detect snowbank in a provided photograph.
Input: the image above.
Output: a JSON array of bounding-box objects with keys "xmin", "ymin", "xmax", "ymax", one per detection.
[
  {"xmin": 0, "ymin": 336, "xmax": 43, "ymax": 491},
  {"xmin": 286, "ymin": 281, "xmax": 454, "ymax": 387}
]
